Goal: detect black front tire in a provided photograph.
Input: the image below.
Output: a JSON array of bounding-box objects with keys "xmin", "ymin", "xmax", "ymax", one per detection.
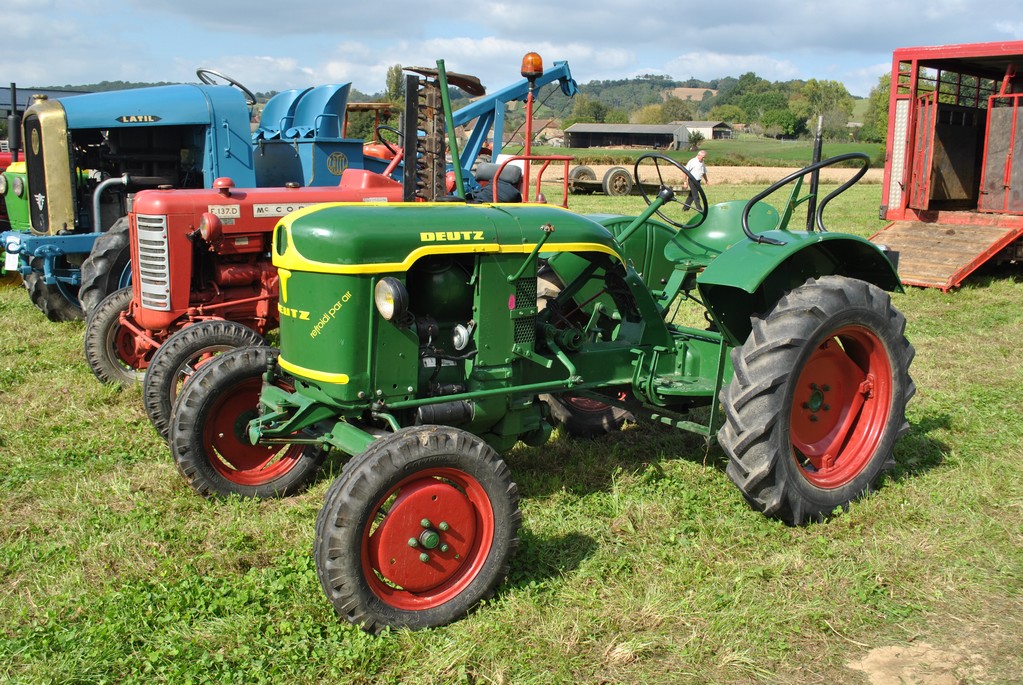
[
  {"xmin": 536, "ymin": 270, "xmax": 632, "ymax": 439},
  {"xmin": 718, "ymin": 276, "xmax": 915, "ymax": 525},
  {"xmin": 79, "ymin": 217, "xmax": 131, "ymax": 316},
  {"xmin": 543, "ymin": 393, "xmax": 631, "ymax": 438},
  {"xmin": 170, "ymin": 346, "xmax": 326, "ymax": 499},
  {"xmin": 144, "ymin": 320, "xmax": 267, "ymax": 442},
  {"xmin": 83, "ymin": 287, "xmax": 147, "ymax": 385},
  {"xmin": 315, "ymin": 425, "xmax": 520, "ymax": 633}
]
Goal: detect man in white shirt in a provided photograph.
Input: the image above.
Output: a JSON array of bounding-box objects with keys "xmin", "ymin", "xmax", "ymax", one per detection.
[{"xmin": 683, "ymin": 149, "xmax": 708, "ymax": 211}]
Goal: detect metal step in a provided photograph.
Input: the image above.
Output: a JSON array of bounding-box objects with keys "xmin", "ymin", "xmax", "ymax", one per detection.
[{"xmin": 870, "ymin": 219, "xmax": 1023, "ymax": 291}]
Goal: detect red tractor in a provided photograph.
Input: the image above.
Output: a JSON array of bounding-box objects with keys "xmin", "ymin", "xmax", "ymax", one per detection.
[{"xmin": 84, "ymin": 168, "xmax": 407, "ymax": 436}]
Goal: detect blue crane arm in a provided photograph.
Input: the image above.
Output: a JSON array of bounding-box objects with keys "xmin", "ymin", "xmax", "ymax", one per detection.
[{"xmin": 452, "ymin": 61, "xmax": 577, "ymax": 167}]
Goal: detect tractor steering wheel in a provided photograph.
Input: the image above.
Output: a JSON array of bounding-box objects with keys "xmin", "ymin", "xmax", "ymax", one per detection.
[
  {"xmin": 195, "ymin": 68, "xmax": 258, "ymax": 106},
  {"xmin": 634, "ymin": 153, "xmax": 708, "ymax": 229},
  {"xmin": 375, "ymin": 125, "xmax": 404, "ymax": 156}
]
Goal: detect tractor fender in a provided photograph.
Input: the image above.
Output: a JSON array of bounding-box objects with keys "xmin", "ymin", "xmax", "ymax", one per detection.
[{"xmin": 695, "ymin": 230, "xmax": 901, "ymax": 347}]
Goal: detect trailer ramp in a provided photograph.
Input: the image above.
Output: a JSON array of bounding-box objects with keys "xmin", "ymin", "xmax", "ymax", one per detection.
[{"xmin": 870, "ymin": 217, "xmax": 1023, "ymax": 291}]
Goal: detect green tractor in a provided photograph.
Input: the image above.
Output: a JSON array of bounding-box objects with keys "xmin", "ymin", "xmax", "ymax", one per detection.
[{"xmin": 170, "ymin": 153, "xmax": 915, "ymax": 633}]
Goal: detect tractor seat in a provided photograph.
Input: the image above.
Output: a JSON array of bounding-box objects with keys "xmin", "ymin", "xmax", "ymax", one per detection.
[
  {"xmin": 475, "ymin": 161, "xmax": 523, "ymax": 186},
  {"xmin": 471, "ymin": 162, "xmax": 523, "ymax": 202},
  {"xmin": 284, "ymin": 83, "xmax": 352, "ymax": 139},
  {"xmin": 663, "ymin": 200, "xmax": 780, "ymax": 268},
  {"xmin": 255, "ymin": 87, "xmax": 313, "ymax": 140}
]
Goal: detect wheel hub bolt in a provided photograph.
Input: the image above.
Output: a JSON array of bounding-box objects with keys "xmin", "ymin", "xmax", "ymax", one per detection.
[
  {"xmin": 407, "ymin": 538, "xmax": 419, "ymax": 548},
  {"xmin": 806, "ymin": 387, "xmax": 826, "ymax": 412},
  {"xmin": 419, "ymin": 552, "xmax": 430, "ymax": 563},
  {"xmin": 420, "ymin": 518, "xmax": 432, "ymax": 528},
  {"xmin": 419, "ymin": 529, "xmax": 441, "ymax": 549},
  {"xmin": 440, "ymin": 544, "xmax": 450, "ymax": 553},
  {"xmin": 438, "ymin": 521, "xmax": 449, "ymax": 531}
]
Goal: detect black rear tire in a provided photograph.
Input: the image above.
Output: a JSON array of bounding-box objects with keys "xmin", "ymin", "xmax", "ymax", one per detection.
[
  {"xmin": 79, "ymin": 217, "xmax": 131, "ymax": 316},
  {"xmin": 170, "ymin": 346, "xmax": 326, "ymax": 499},
  {"xmin": 25, "ymin": 258, "xmax": 82, "ymax": 322},
  {"xmin": 315, "ymin": 425, "xmax": 520, "ymax": 633},
  {"xmin": 718, "ymin": 276, "xmax": 915, "ymax": 525},
  {"xmin": 144, "ymin": 320, "xmax": 267, "ymax": 442}
]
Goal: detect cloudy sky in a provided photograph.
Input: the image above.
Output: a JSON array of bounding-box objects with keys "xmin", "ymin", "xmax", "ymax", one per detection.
[{"xmin": 4, "ymin": 0, "xmax": 1022, "ymax": 98}]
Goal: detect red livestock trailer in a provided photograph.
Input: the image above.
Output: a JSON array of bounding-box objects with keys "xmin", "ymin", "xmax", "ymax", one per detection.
[{"xmin": 872, "ymin": 41, "xmax": 1023, "ymax": 290}]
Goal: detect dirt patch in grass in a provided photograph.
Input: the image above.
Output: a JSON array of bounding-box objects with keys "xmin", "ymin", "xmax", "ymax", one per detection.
[{"xmin": 847, "ymin": 642, "xmax": 988, "ymax": 684}]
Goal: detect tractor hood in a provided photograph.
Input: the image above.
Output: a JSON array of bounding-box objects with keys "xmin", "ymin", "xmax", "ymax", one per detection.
[
  {"xmin": 273, "ymin": 203, "xmax": 625, "ymax": 274},
  {"xmin": 56, "ymin": 84, "xmax": 249, "ymax": 129}
]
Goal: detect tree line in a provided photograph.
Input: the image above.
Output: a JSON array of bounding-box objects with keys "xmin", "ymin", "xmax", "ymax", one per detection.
[{"xmin": 553, "ymin": 72, "xmax": 889, "ymax": 143}]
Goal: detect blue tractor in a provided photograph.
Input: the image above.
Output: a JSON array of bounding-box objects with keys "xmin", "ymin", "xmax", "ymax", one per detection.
[{"xmin": 1, "ymin": 69, "xmax": 382, "ymax": 320}]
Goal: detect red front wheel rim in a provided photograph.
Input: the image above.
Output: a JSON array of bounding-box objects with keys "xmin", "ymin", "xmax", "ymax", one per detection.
[
  {"xmin": 789, "ymin": 326, "xmax": 893, "ymax": 489},
  {"xmin": 362, "ymin": 467, "xmax": 495, "ymax": 611},
  {"xmin": 110, "ymin": 323, "xmax": 151, "ymax": 370},
  {"xmin": 201, "ymin": 377, "xmax": 304, "ymax": 485}
]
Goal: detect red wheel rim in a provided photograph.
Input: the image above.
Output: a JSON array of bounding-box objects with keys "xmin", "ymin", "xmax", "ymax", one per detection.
[
  {"xmin": 171, "ymin": 348, "xmax": 233, "ymax": 406},
  {"xmin": 201, "ymin": 377, "xmax": 304, "ymax": 485},
  {"xmin": 110, "ymin": 322, "xmax": 152, "ymax": 370},
  {"xmin": 789, "ymin": 325, "xmax": 893, "ymax": 489},
  {"xmin": 362, "ymin": 467, "xmax": 495, "ymax": 610}
]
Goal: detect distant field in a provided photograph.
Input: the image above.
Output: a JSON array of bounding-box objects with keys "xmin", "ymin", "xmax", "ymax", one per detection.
[{"xmin": 852, "ymin": 97, "xmax": 870, "ymax": 121}]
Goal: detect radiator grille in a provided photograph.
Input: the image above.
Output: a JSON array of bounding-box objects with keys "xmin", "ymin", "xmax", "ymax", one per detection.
[
  {"xmin": 513, "ymin": 277, "xmax": 536, "ymax": 345},
  {"xmin": 136, "ymin": 214, "xmax": 170, "ymax": 311}
]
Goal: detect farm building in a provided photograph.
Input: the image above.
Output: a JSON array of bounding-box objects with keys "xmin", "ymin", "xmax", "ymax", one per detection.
[
  {"xmin": 681, "ymin": 121, "xmax": 734, "ymax": 140},
  {"xmin": 564, "ymin": 121, "xmax": 732, "ymax": 149}
]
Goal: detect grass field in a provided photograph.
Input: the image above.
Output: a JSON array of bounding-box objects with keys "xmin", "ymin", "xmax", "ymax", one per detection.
[{"xmin": 1, "ymin": 181, "xmax": 1021, "ymax": 684}]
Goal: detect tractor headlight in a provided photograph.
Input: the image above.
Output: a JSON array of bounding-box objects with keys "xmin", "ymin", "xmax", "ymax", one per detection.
[
  {"xmin": 198, "ymin": 212, "xmax": 222, "ymax": 242},
  {"xmin": 375, "ymin": 277, "xmax": 409, "ymax": 323},
  {"xmin": 12, "ymin": 176, "xmax": 24, "ymax": 197},
  {"xmin": 0, "ymin": 174, "xmax": 7, "ymax": 195}
]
